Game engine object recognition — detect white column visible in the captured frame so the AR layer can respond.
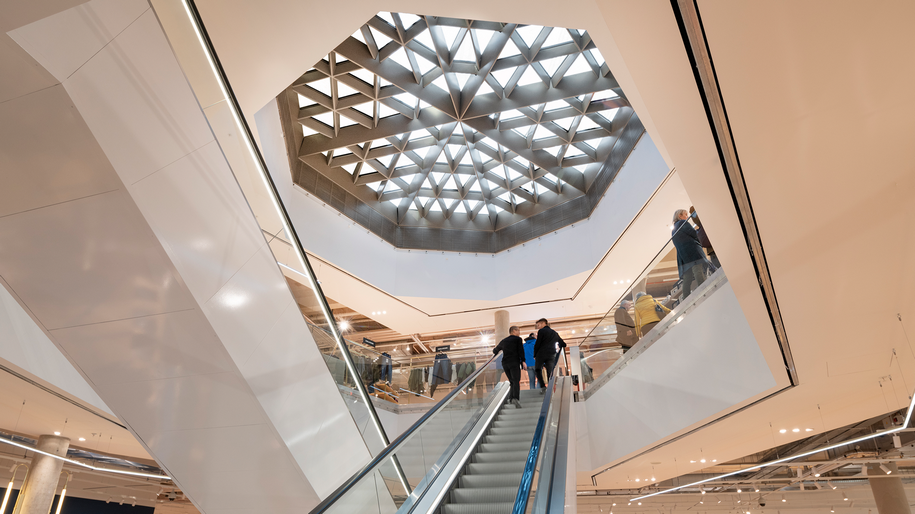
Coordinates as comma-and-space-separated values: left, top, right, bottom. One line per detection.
15, 435, 69, 514
494, 310, 510, 342
867, 462, 909, 514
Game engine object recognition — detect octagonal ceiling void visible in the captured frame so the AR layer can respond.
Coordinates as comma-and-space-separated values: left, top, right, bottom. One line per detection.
276, 12, 645, 253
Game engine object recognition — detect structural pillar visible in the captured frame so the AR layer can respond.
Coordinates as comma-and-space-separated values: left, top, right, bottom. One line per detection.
867, 462, 909, 514
15, 435, 69, 514
494, 310, 510, 343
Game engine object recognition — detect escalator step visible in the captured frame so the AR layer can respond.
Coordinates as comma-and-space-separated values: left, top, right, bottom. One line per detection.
473, 451, 528, 463
442, 502, 515, 514
483, 434, 532, 444
488, 426, 536, 436
478, 441, 532, 453
459, 474, 522, 489
451, 486, 519, 504
466, 461, 525, 475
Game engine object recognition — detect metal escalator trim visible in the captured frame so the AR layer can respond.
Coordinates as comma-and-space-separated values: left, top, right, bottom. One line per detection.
511, 375, 559, 514
309, 351, 502, 514
406, 383, 511, 514
542, 378, 573, 514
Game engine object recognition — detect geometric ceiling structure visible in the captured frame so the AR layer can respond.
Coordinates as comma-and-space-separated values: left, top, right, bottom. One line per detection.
278, 12, 646, 252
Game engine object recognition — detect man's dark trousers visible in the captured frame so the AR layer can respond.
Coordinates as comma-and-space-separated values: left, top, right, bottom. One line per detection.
534, 356, 555, 389
505, 365, 522, 401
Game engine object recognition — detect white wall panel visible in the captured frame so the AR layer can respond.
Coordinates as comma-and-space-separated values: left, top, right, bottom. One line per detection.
584, 280, 777, 471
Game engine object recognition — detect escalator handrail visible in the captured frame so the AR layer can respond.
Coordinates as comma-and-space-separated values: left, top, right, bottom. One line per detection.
511, 374, 558, 514
309, 351, 502, 514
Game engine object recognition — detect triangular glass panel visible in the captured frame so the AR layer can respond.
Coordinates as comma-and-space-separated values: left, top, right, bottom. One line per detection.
514, 193, 526, 204
341, 163, 358, 173
515, 25, 542, 48
514, 155, 530, 169
335, 148, 353, 158
541, 146, 560, 157
596, 108, 619, 124
301, 123, 319, 137
310, 77, 333, 97
478, 137, 499, 151
429, 74, 449, 92
377, 154, 396, 167
544, 100, 567, 112
440, 26, 462, 51
400, 13, 421, 30
453, 36, 476, 62
371, 139, 391, 149
442, 175, 459, 190
352, 29, 366, 44
394, 92, 417, 108
361, 166, 377, 176
564, 145, 586, 158
349, 67, 375, 85
501, 109, 525, 120
408, 201, 419, 210
313, 111, 334, 127
473, 29, 495, 53
416, 56, 436, 75
517, 65, 542, 86
589, 48, 606, 67
477, 80, 496, 96
469, 180, 482, 192
422, 177, 434, 189
389, 47, 412, 70
297, 94, 315, 109
453, 201, 466, 214
498, 191, 512, 202
334, 52, 348, 64
387, 181, 402, 192
505, 166, 523, 180
378, 103, 400, 118
490, 68, 514, 87
435, 151, 449, 164
553, 116, 574, 131
431, 171, 447, 184
538, 55, 565, 77
566, 54, 593, 76
339, 113, 359, 128
353, 103, 374, 117
511, 127, 529, 138
387, 198, 400, 206
540, 173, 556, 184
442, 198, 455, 208
459, 151, 473, 166
419, 99, 431, 109
542, 27, 573, 49
377, 12, 396, 27
336, 81, 360, 98
466, 199, 480, 209
379, 76, 393, 87
498, 39, 521, 59
593, 89, 620, 102
533, 125, 554, 141
414, 29, 435, 51
370, 26, 393, 48
453, 73, 473, 91
577, 116, 600, 131
429, 201, 442, 213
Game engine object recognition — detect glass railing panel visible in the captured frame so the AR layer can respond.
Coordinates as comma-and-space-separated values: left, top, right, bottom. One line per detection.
315, 356, 505, 514
578, 214, 724, 394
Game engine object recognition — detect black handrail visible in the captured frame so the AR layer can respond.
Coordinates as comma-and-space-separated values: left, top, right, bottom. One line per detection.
511, 374, 558, 514
309, 351, 502, 514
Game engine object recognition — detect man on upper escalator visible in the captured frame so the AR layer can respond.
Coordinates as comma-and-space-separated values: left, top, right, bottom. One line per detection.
533, 318, 566, 394
493, 326, 526, 408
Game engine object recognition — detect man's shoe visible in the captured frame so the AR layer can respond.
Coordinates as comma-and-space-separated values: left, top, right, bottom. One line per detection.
513, 399, 522, 409
540, 388, 545, 395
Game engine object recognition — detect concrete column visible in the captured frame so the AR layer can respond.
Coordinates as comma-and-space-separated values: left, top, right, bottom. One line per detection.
15, 435, 69, 514
494, 310, 510, 342
867, 462, 909, 514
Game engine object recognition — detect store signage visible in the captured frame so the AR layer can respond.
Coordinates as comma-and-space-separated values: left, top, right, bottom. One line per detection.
435, 345, 451, 352
362, 337, 376, 348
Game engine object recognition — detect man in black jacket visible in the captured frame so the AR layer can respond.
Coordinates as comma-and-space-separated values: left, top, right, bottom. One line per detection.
533, 318, 566, 393
493, 325, 525, 408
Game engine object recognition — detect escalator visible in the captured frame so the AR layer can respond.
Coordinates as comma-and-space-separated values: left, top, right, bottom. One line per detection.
310, 354, 574, 514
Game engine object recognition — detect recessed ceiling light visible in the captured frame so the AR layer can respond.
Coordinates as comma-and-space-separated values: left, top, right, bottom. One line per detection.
792, 428, 800, 433
382, 311, 386, 314
805, 428, 813, 432
54, 432, 61, 436
700, 459, 706, 463
78, 438, 85, 442
779, 429, 787, 433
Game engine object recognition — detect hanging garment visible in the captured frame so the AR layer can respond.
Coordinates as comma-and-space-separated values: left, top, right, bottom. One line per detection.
431, 354, 453, 386
408, 368, 424, 394
380, 352, 392, 382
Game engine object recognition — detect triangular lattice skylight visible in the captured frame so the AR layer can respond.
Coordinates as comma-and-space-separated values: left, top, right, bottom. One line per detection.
288, 12, 629, 230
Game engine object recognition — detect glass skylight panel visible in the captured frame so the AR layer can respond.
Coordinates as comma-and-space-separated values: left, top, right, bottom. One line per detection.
341, 163, 358, 173
592, 89, 619, 102
505, 166, 523, 180
498, 40, 521, 59
544, 100, 568, 112
442, 175, 458, 190
453, 73, 473, 91
313, 111, 334, 127
541, 27, 572, 48
399, 13, 421, 29
378, 103, 400, 118
453, 201, 467, 214
297, 94, 313, 108
498, 191, 512, 202
408, 201, 419, 210
541, 146, 560, 156
501, 109, 525, 120
577, 116, 600, 131
377, 154, 397, 167
517, 66, 542, 86
477, 80, 496, 96
454, 38, 476, 62
565, 54, 592, 76
515, 25, 542, 48
469, 180, 482, 192
533, 125, 554, 141
394, 92, 417, 108
430, 74, 449, 92
515, 156, 530, 169
421, 177, 434, 189
353, 103, 373, 117
553, 115, 575, 131
335, 148, 354, 158
473, 29, 495, 53
300, 123, 319, 137
429, 201, 442, 212
352, 29, 366, 44
388, 198, 399, 206
540, 173, 556, 184
336, 81, 361, 98
596, 108, 619, 124
459, 151, 473, 166
338, 113, 359, 128
416, 56, 436, 75
370, 27, 393, 48
377, 11, 395, 26
414, 30, 435, 51
538, 55, 565, 77
490, 68, 515, 88
371, 138, 391, 149
442, 198, 455, 208
564, 145, 585, 158
589, 48, 606, 67
435, 151, 449, 164
466, 199, 479, 209
431, 171, 447, 184
440, 26, 461, 50
310, 77, 333, 96
379, 76, 393, 87
349, 67, 375, 85
389, 47, 412, 70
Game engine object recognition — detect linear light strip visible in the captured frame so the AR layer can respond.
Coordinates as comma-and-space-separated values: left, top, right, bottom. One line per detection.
631, 390, 915, 501
178, 0, 409, 494
0, 437, 171, 481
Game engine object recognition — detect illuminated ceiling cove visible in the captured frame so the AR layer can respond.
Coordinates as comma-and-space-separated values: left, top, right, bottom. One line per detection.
278, 12, 645, 252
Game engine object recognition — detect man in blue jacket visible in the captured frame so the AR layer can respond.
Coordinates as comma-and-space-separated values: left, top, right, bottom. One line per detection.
523, 333, 537, 389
